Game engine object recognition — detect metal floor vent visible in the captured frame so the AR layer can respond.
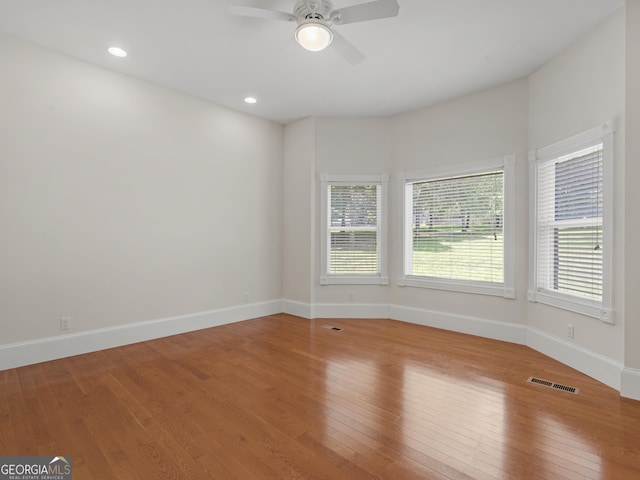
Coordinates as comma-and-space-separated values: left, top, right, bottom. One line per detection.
321, 325, 343, 332
527, 377, 579, 394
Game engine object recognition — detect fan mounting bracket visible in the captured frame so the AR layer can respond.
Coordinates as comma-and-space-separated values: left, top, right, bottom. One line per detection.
294, 0, 335, 23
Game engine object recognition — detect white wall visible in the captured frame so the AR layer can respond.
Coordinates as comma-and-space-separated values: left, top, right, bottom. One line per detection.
282, 118, 316, 314
314, 117, 391, 309
0, 36, 283, 348
389, 79, 530, 332
281, 80, 531, 337
624, 1, 640, 395
528, 10, 626, 364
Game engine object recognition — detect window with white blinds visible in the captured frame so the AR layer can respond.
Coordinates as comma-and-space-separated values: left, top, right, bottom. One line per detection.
400, 157, 515, 297
320, 175, 387, 285
329, 184, 379, 274
530, 123, 613, 322
536, 144, 603, 300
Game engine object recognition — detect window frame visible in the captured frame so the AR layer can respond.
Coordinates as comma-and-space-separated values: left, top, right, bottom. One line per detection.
528, 122, 614, 324
320, 174, 388, 286
398, 156, 516, 298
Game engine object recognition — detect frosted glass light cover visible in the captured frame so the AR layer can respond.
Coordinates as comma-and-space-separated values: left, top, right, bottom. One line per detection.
295, 22, 333, 52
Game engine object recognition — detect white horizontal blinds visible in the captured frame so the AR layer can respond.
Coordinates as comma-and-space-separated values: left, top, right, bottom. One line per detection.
537, 143, 604, 300
407, 171, 504, 283
328, 184, 380, 274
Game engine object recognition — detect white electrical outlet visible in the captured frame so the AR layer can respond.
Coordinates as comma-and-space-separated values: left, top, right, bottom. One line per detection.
567, 324, 574, 339
60, 317, 71, 330
243, 292, 249, 302
347, 292, 355, 302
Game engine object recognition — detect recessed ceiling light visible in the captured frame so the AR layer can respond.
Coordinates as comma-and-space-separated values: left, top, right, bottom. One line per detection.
244, 97, 257, 104
108, 47, 127, 58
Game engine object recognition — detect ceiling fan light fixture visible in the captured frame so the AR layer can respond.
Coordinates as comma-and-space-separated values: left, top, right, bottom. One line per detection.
295, 21, 333, 52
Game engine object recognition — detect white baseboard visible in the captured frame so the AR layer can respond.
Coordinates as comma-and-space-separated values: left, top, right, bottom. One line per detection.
0, 300, 283, 371
314, 303, 390, 319
282, 300, 390, 319
526, 327, 623, 391
282, 299, 313, 319
389, 304, 528, 345
621, 368, 640, 401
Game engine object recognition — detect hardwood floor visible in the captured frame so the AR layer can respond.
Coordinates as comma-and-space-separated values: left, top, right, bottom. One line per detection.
2, 314, 640, 479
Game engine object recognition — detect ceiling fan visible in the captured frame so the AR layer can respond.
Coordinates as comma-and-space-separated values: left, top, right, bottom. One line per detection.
228, 0, 400, 65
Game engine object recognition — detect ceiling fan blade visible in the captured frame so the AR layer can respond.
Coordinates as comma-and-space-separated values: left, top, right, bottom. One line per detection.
331, 30, 365, 65
331, 0, 400, 25
228, 4, 294, 22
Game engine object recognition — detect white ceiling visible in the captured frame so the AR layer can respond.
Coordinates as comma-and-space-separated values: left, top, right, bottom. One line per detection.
0, 0, 624, 124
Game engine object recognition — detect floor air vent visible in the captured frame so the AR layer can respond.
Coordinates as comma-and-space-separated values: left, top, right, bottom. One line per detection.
321, 325, 343, 332
527, 377, 579, 394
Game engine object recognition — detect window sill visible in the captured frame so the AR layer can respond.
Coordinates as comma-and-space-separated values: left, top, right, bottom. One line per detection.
320, 276, 389, 286
398, 276, 514, 299
527, 289, 614, 324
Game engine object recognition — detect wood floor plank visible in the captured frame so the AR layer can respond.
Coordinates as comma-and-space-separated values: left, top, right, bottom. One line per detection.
2, 314, 640, 479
